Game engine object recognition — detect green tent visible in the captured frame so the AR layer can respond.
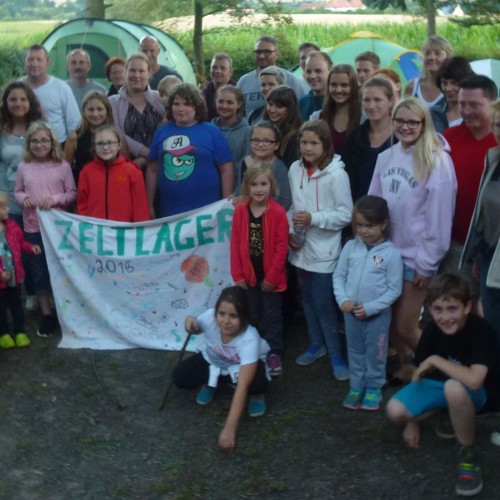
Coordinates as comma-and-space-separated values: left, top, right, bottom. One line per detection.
294, 31, 423, 87
42, 18, 196, 85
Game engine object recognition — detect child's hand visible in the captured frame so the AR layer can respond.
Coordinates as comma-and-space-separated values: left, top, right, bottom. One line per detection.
184, 316, 201, 334
292, 211, 312, 228
412, 356, 435, 382
288, 233, 302, 250
39, 197, 56, 210
261, 282, 274, 293
340, 300, 355, 313
353, 304, 367, 320
236, 282, 247, 289
231, 195, 243, 206
32, 245, 42, 255
1, 270, 10, 282
23, 197, 35, 208
218, 427, 235, 452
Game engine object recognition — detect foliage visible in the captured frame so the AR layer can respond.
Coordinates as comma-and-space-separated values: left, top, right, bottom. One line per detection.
0, 0, 82, 20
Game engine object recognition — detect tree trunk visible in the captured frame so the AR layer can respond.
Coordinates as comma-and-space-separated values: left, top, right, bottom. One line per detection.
86, 0, 106, 19
193, 1, 204, 82
426, 0, 436, 35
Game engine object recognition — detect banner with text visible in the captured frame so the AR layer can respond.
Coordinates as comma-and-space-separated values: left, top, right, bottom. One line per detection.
38, 200, 234, 350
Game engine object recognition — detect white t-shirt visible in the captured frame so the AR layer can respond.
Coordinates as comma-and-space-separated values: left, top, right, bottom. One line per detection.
196, 308, 270, 386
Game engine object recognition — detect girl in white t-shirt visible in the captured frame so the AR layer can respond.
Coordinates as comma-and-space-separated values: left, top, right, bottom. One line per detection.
172, 286, 270, 451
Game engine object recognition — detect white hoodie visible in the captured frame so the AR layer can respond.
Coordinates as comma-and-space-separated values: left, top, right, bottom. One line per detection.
287, 155, 353, 273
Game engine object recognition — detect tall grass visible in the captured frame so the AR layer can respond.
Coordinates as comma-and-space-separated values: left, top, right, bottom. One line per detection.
175, 20, 499, 80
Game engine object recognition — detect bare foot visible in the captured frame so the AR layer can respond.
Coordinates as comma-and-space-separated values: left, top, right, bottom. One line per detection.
403, 421, 420, 448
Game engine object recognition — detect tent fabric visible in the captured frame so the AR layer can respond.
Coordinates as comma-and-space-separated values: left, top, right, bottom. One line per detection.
294, 31, 423, 87
42, 18, 196, 85
470, 59, 500, 89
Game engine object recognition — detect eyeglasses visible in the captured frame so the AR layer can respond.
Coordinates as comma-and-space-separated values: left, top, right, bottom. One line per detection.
250, 138, 277, 146
30, 138, 51, 146
393, 118, 423, 130
95, 141, 119, 149
254, 49, 276, 56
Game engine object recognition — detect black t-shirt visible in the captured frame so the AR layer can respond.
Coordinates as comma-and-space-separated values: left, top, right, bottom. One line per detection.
248, 207, 264, 283
414, 314, 500, 409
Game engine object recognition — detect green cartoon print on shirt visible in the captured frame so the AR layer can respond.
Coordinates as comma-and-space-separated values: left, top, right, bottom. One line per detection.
163, 135, 197, 181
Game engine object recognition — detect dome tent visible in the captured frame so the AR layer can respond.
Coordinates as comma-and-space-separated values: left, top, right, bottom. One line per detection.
294, 31, 423, 87
42, 18, 196, 86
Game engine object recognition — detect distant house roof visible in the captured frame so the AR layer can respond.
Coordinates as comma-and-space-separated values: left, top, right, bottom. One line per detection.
300, 0, 366, 10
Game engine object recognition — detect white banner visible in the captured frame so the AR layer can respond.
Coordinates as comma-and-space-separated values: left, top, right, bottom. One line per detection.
38, 200, 235, 351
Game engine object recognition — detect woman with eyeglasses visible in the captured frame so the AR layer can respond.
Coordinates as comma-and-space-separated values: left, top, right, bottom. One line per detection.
212, 85, 251, 193
369, 97, 457, 382
238, 121, 291, 210
262, 86, 302, 169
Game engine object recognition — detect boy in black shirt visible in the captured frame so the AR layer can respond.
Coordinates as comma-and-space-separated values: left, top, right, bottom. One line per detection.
386, 274, 498, 497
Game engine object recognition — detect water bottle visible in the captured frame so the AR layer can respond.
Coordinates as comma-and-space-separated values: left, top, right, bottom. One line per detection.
293, 224, 306, 246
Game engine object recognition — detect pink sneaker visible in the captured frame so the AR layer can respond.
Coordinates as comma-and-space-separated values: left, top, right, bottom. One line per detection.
268, 354, 283, 377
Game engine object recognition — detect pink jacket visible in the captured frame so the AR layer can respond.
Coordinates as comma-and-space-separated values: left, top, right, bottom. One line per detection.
0, 219, 35, 289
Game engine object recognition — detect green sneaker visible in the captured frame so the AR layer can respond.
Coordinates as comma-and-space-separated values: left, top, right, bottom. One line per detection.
456, 446, 483, 496
15, 333, 31, 348
0, 334, 15, 349
342, 388, 364, 410
360, 388, 382, 411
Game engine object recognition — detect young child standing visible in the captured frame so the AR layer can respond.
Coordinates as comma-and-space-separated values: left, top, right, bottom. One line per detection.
333, 195, 403, 410
288, 120, 352, 380
0, 192, 41, 348
77, 125, 150, 222
386, 274, 499, 497
14, 121, 77, 337
172, 286, 270, 452
230, 164, 288, 376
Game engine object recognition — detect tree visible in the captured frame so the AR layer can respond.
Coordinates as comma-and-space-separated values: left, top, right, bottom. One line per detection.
363, 0, 499, 35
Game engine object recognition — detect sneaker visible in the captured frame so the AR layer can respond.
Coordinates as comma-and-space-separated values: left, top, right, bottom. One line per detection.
196, 385, 215, 406
435, 414, 456, 440
25, 295, 38, 312
360, 389, 382, 411
295, 344, 327, 366
456, 446, 483, 496
490, 431, 500, 447
15, 333, 31, 348
248, 396, 266, 417
343, 388, 364, 410
0, 334, 15, 349
268, 354, 283, 377
331, 355, 349, 381
37, 315, 56, 338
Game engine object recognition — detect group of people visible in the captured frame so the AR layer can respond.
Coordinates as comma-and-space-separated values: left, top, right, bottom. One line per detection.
0, 32, 499, 496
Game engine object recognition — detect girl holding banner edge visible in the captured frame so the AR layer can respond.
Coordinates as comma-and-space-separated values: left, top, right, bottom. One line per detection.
172, 286, 270, 452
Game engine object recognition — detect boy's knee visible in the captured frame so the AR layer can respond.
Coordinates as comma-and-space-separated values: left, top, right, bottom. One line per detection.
386, 398, 411, 423
444, 379, 471, 406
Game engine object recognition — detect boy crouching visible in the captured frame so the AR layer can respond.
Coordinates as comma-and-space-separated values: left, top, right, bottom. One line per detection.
386, 274, 499, 497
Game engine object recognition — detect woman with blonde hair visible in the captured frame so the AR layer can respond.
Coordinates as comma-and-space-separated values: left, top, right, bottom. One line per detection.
404, 35, 453, 108
368, 97, 457, 381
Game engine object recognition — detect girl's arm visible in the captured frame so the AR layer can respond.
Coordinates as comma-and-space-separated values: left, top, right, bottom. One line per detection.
219, 361, 258, 451
50, 162, 77, 207
332, 242, 352, 308
309, 170, 352, 231
145, 160, 159, 219
414, 155, 457, 277
130, 169, 151, 222
263, 208, 289, 288
14, 165, 29, 206
184, 316, 203, 334
218, 161, 234, 198
63, 131, 77, 166
76, 169, 89, 216
229, 205, 246, 287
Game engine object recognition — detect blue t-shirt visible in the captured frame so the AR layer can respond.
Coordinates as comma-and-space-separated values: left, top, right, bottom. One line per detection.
149, 122, 232, 216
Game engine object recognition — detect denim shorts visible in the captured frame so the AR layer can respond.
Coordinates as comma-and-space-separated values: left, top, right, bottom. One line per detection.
402, 264, 416, 283
24, 232, 51, 294
391, 378, 487, 417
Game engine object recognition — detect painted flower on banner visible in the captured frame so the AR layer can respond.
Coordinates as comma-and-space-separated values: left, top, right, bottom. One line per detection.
181, 255, 210, 284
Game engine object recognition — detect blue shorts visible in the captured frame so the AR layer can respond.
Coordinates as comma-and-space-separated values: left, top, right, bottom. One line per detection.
391, 378, 487, 417
24, 232, 51, 294
402, 264, 416, 282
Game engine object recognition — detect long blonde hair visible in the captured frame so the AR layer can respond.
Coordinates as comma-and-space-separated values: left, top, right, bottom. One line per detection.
392, 97, 443, 181
24, 120, 63, 162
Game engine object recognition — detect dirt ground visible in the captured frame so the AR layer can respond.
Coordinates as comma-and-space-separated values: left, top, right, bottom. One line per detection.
1, 309, 499, 500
